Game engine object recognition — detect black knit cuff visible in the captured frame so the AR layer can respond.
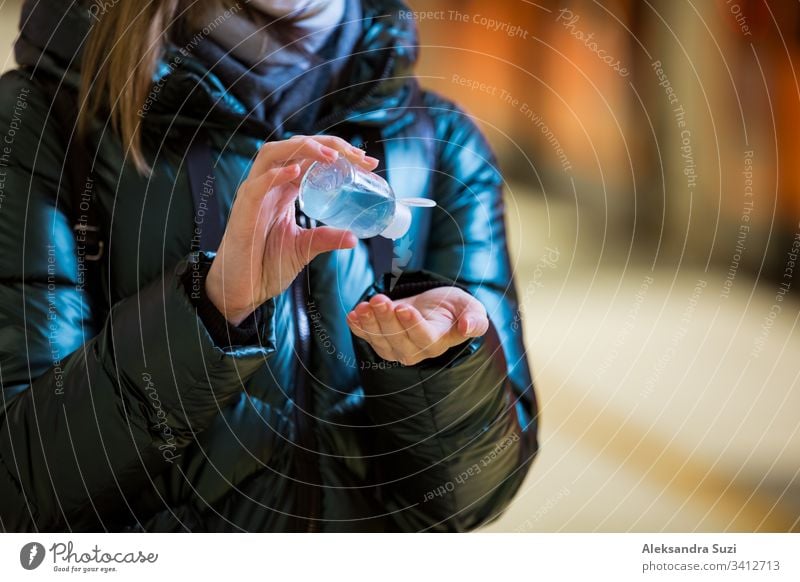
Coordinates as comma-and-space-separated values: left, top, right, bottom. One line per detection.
181, 255, 260, 348
372, 269, 468, 300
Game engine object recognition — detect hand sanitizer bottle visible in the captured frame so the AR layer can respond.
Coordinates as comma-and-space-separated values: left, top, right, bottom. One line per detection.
298, 157, 435, 240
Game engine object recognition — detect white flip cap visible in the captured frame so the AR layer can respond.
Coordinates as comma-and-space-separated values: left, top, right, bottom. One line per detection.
380, 197, 437, 240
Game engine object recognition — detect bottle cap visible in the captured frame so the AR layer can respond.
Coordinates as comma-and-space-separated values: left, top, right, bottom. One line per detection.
380, 203, 412, 240
379, 197, 437, 240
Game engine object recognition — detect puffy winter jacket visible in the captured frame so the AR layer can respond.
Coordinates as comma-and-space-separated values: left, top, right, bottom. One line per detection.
0, 0, 538, 532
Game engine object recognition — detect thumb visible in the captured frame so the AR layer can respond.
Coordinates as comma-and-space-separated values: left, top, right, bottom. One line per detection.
298, 226, 357, 262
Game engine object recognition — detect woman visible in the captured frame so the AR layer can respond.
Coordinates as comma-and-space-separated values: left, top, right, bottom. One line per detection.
0, 0, 538, 532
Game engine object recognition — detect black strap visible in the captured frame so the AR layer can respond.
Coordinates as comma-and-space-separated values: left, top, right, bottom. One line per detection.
186, 133, 224, 252
290, 263, 322, 532
367, 238, 393, 290
41, 76, 107, 326
186, 131, 324, 530
358, 126, 394, 287
353, 94, 437, 290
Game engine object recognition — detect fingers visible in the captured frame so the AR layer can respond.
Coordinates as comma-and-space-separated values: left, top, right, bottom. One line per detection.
454, 297, 490, 338
301, 135, 379, 168
239, 164, 301, 208
308, 135, 369, 163
297, 225, 357, 263
293, 135, 379, 173
394, 304, 438, 349
456, 312, 489, 337
368, 295, 425, 365
346, 293, 484, 366
347, 301, 397, 361
345, 311, 368, 340
359, 155, 381, 171
251, 136, 339, 177
252, 135, 379, 178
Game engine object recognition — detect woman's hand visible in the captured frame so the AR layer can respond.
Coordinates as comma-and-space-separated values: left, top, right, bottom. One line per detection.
206, 135, 378, 326
346, 286, 490, 366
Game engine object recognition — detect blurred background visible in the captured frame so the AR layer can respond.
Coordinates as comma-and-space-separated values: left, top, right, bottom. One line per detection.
405, 0, 800, 532
2, 0, 798, 531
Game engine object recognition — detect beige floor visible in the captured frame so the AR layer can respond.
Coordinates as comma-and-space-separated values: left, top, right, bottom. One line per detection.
1, 0, 798, 532
485, 188, 800, 532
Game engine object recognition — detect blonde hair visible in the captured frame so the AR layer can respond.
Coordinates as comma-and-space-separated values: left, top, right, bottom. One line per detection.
79, 1, 304, 175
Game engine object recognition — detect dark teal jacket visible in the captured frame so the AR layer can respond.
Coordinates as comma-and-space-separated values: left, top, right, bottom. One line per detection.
0, 0, 538, 531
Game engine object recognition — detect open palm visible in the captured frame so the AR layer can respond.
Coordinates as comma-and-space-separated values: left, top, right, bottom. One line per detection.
347, 286, 489, 366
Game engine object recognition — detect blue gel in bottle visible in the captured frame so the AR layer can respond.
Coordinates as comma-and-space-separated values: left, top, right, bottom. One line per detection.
299, 157, 435, 240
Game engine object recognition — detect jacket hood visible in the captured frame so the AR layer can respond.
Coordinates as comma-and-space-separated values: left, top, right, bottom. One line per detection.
14, 0, 420, 134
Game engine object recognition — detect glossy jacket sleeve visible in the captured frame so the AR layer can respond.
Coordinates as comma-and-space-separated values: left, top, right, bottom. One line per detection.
352, 91, 538, 531
351, 271, 530, 532
0, 73, 275, 531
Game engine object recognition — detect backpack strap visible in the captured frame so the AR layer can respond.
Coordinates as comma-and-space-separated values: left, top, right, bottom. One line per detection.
354, 126, 394, 287
185, 131, 224, 252
38, 76, 107, 325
